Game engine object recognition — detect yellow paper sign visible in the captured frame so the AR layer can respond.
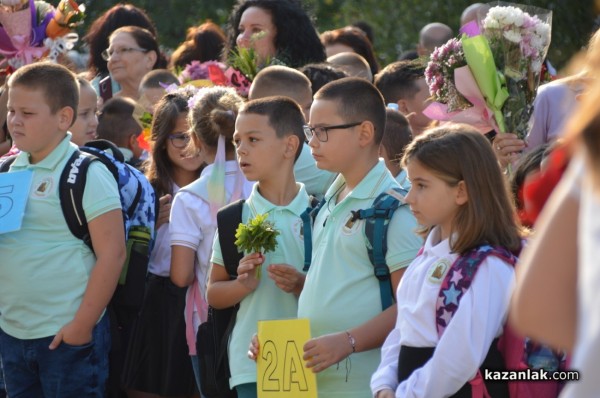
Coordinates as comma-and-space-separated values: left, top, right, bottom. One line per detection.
257, 318, 317, 398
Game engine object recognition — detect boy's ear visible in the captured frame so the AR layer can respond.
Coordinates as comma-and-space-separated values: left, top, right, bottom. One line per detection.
58, 106, 75, 130
455, 180, 469, 205
357, 120, 376, 148
128, 133, 138, 150
284, 133, 300, 159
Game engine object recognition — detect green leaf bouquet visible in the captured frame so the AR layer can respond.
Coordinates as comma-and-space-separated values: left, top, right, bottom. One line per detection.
234, 213, 280, 278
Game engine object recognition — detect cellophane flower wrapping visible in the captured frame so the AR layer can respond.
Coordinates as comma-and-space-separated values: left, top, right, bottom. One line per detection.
479, 2, 552, 139
0, 0, 85, 71
425, 38, 472, 112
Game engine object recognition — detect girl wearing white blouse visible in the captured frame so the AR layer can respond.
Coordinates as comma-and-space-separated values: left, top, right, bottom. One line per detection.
371, 125, 524, 398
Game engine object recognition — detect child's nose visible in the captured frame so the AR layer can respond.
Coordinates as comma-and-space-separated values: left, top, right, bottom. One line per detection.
404, 188, 414, 204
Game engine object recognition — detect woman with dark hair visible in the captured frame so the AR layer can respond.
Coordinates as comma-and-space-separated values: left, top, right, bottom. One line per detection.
321, 26, 380, 75
169, 21, 227, 70
105, 26, 167, 101
225, 0, 326, 69
83, 4, 157, 97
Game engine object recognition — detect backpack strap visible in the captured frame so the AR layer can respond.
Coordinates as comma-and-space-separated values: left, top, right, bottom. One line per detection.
216, 199, 245, 278
83, 139, 126, 163
353, 187, 408, 310
299, 196, 325, 272
436, 245, 517, 337
0, 155, 17, 172
58, 150, 97, 251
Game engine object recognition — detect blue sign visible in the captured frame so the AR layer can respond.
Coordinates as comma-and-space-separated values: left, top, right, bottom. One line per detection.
0, 170, 33, 234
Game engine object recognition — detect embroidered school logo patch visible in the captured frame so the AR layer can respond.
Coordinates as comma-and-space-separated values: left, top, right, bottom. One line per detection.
33, 177, 53, 198
427, 259, 451, 284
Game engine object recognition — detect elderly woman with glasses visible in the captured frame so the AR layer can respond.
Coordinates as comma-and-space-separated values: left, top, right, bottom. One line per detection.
104, 26, 166, 101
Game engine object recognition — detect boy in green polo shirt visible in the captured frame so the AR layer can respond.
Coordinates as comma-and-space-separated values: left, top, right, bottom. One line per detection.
0, 62, 126, 397
249, 65, 336, 199
207, 96, 309, 398
298, 77, 422, 397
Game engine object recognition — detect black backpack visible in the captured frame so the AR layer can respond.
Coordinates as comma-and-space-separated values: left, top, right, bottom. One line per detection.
196, 199, 244, 398
0, 140, 157, 315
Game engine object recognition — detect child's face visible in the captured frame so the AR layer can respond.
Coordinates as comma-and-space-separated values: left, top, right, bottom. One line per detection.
7, 85, 72, 163
307, 98, 364, 174
70, 85, 99, 147
166, 114, 203, 173
233, 112, 291, 182
404, 159, 465, 240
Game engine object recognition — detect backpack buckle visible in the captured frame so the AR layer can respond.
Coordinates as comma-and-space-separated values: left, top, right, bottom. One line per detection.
374, 264, 389, 280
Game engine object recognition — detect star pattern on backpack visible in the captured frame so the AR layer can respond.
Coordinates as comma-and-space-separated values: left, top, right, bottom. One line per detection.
435, 245, 512, 336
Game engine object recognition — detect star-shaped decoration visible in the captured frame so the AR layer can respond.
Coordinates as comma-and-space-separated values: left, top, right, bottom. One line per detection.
443, 283, 461, 306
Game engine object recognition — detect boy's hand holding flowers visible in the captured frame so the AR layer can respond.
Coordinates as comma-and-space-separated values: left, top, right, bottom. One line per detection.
236, 252, 263, 292
235, 213, 280, 279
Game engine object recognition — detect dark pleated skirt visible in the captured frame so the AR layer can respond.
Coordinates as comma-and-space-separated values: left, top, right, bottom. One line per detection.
398, 338, 509, 398
122, 273, 197, 395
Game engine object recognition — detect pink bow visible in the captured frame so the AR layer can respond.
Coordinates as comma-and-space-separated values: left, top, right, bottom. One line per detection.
0, 34, 45, 67
423, 65, 499, 134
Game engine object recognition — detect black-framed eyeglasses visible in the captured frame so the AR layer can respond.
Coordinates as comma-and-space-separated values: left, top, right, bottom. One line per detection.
303, 122, 363, 142
101, 47, 149, 61
168, 132, 190, 149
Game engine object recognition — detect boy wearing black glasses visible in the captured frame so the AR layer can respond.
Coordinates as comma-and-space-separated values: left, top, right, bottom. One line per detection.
298, 77, 421, 397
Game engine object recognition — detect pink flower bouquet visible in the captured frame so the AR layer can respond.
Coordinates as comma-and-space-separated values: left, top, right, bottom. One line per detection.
423, 37, 500, 134
476, 2, 552, 139
177, 60, 251, 97
0, 0, 84, 71
424, 2, 552, 139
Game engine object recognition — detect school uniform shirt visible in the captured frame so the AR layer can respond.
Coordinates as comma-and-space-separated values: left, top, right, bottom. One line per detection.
210, 182, 309, 388
294, 143, 336, 199
370, 226, 515, 398
170, 161, 253, 334
148, 182, 181, 277
297, 159, 422, 398
0, 134, 121, 339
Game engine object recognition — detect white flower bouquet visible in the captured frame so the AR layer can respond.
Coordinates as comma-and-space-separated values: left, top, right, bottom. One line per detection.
477, 3, 552, 139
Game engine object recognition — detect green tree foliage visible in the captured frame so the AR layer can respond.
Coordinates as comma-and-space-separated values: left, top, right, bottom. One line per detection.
81, 0, 594, 70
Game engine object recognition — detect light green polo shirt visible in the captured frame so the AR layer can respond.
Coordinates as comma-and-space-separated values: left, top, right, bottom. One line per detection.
211, 182, 309, 389
0, 134, 121, 339
294, 143, 336, 199
297, 159, 422, 398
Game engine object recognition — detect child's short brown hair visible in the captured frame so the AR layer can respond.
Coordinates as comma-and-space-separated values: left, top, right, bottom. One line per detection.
8, 62, 79, 116
315, 76, 386, 144
239, 96, 305, 161
381, 108, 413, 164
97, 97, 141, 147
249, 65, 311, 101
